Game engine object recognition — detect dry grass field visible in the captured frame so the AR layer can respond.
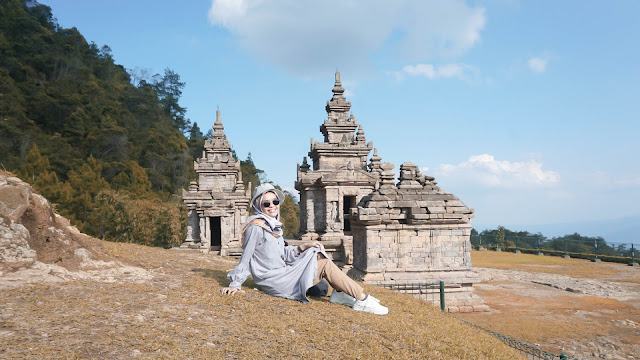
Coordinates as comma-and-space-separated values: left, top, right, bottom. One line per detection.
0, 241, 523, 360
458, 251, 640, 359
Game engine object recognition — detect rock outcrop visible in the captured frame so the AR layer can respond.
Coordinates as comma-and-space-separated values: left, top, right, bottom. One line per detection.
0, 172, 151, 289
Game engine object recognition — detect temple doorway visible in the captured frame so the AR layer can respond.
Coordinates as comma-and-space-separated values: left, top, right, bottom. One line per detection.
210, 217, 222, 249
343, 196, 356, 232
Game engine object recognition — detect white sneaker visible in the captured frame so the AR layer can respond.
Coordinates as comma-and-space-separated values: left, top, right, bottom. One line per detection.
353, 296, 388, 315
368, 295, 381, 303
330, 291, 381, 307
329, 291, 357, 307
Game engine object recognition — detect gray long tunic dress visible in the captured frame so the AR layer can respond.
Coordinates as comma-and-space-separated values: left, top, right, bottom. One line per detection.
227, 223, 325, 303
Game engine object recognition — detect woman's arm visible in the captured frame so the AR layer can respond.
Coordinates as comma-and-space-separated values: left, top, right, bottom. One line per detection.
225, 225, 261, 291
298, 241, 325, 253
283, 244, 301, 263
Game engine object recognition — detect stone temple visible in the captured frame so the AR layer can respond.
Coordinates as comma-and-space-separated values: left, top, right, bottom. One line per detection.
181, 109, 250, 256
294, 72, 486, 312
295, 72, 378, 264
347, 161, 488, 312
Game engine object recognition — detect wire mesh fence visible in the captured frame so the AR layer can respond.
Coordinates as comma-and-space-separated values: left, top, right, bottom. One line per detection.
456, 318, 568, 360
380, 281, 445, 311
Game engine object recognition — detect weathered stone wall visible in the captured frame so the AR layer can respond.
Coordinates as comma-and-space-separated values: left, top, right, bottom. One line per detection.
349, 162, 488, 312
352, 224, 473, 279
198, 173, 236, 192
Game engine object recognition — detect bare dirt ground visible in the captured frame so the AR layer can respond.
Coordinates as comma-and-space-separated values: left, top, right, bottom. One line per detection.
458, 251, 640, 360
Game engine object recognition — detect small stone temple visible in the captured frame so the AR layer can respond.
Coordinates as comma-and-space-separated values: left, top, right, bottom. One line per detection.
181, 110, 250, 255
347, 161, 488, 312
295, 72, 378, 263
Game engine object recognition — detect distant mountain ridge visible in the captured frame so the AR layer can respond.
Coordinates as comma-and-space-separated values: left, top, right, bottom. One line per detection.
475, 215, 640, 244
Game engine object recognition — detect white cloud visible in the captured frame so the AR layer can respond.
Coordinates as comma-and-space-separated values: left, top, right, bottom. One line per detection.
208, 0, 486, 77
208, 0, 252, 26
432, 154, 559, 188
397, 63, 475, 81
528, 57, 548, 73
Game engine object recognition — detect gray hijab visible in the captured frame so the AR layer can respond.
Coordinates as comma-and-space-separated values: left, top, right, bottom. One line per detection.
248, 190, 283, 235
243, 184, 285, 237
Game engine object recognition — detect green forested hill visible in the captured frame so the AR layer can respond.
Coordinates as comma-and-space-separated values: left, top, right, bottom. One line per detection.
0, 0, 191, 193
0, 0, 298, 245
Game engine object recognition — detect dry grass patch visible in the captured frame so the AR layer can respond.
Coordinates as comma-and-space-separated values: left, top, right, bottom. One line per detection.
471, 250, 628, 279
0, 242, 524, 359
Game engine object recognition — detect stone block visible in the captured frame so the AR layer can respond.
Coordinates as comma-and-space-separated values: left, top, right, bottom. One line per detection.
398, 230, 416, 237
395, 200, 418, 208
472, 305, 490, 312
447, 306, 460, 313
370, 194, 390, 201
380, 236, 395, 243
409, 207, 427, 214
451, 207, 471, 214
367, 201, 389, 208
400, 194, 423, 201
407, 219, 427, 225
378, 188, 398, 195
398, 236, 412, 243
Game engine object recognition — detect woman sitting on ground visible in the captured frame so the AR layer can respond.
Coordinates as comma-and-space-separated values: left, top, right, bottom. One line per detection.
220, 183, 388, 315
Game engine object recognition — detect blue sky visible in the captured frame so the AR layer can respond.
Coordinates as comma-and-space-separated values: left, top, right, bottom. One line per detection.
39, 0, 640, 241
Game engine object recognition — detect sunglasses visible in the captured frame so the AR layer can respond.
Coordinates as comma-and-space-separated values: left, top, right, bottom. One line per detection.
262, 199, 280, 208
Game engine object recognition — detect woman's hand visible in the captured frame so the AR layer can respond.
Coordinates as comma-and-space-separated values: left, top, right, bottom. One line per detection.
221, 286, 240, 295
300, 241, 325, 252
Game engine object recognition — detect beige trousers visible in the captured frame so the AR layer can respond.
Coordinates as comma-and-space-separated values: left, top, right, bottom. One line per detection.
316, 254, 364, 299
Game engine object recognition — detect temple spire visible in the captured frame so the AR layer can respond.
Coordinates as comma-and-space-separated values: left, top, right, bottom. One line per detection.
355, 124, 366, 144
325, 71, 351, 121
332, 71, 345, 99
213, 107, 225, 138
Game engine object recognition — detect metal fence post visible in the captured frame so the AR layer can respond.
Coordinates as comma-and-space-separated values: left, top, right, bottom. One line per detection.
537, 238, 543, 256
562, 239, 570, 259
592, 239, 601, 262
439, 280, 445, 312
